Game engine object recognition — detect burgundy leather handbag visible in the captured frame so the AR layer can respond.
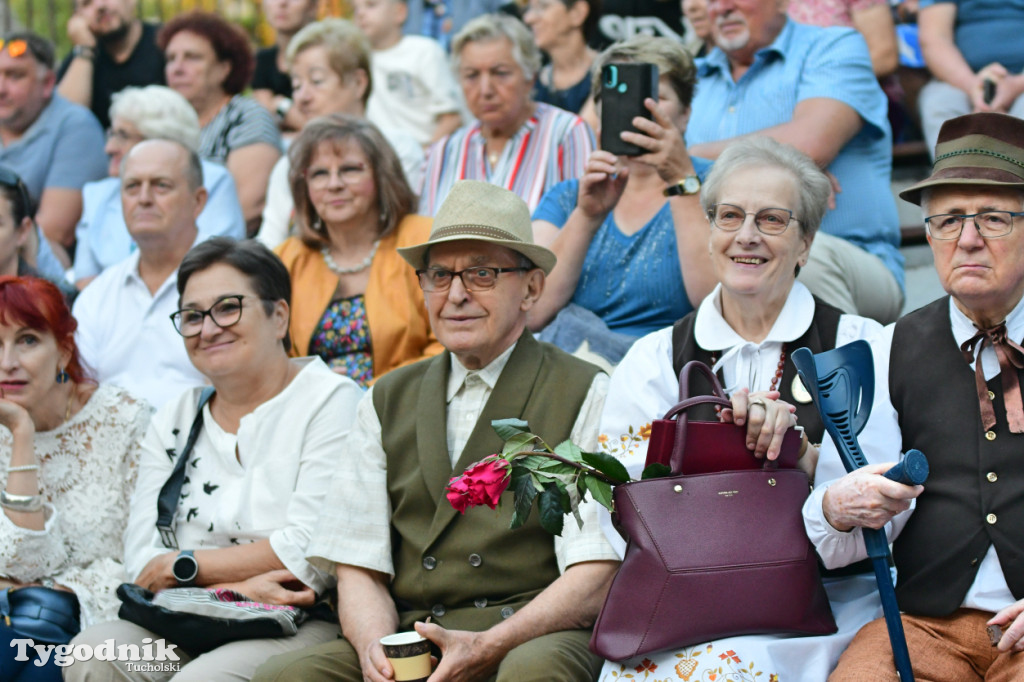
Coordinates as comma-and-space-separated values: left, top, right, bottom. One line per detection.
589, 361, 836, 661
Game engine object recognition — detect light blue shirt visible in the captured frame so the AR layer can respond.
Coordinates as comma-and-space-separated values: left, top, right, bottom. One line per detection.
687, 20, 904, 290
0, 94, 106, 201
73, 160, 246, 280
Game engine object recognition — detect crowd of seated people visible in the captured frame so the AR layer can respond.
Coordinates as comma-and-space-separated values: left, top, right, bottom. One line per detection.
0, 0, 1023, 679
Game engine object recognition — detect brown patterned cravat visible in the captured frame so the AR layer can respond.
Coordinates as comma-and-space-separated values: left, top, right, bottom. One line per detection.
960, 323, 1024, 433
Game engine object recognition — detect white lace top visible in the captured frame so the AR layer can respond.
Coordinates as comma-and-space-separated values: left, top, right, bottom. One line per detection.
0, 384, 151, 626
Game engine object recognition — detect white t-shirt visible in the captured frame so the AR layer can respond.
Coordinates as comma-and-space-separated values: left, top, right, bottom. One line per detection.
366, 35, 464, 147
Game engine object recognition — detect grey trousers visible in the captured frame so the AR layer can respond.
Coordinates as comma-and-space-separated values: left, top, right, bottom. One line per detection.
251, 629, 602, 682
919, 79, 1024, 161
61, 618, 339, 681
798, 231, 905, 325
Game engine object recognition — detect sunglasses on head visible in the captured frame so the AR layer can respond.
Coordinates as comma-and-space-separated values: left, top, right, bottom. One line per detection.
0, 39, 29, 58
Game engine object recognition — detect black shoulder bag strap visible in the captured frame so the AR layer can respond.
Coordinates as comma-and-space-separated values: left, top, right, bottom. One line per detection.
156, 387, 216, 549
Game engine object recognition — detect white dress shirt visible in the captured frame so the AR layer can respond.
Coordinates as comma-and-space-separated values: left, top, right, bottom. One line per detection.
73, 249, 208, 409
307, 344, 619, 579
804, 295, 1024, 614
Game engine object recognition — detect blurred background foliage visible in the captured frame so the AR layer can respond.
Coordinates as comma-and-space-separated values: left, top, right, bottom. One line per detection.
3, 0, 352, 56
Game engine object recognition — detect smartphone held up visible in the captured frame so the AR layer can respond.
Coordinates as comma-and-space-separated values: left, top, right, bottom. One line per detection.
600, 62, 659, 157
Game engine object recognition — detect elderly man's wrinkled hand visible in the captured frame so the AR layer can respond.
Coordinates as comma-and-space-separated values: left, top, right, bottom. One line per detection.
720, 389, 797, 461
822, 463, 923, 533
358, 639, 395, 682
988, 600, 1024, 652
414, 621, 501, 682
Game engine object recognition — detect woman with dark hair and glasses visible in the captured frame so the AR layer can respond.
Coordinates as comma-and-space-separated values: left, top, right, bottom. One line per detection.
67, 238, 363, 681
594, 137, 885, 681
276, 114, 441, 387
0, 276, 149, 681
0, 167, 75, 303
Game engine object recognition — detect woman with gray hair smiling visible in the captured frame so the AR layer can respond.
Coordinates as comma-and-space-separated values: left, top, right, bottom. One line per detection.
593, 136, 886, 681
72, 85, 245, 289
418, 13, 594, 215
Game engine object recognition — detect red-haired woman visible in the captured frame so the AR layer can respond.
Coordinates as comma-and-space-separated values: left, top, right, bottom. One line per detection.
159, 11, 282, 233
0, 276, 150, 681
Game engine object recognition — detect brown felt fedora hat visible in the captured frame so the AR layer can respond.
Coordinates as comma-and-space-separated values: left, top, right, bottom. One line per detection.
901, 112, 1024, 206
398, 180, 556, 273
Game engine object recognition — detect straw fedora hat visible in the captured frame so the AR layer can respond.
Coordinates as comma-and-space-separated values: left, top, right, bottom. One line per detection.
900, 112, 1024, 206
398, 180, 557, 274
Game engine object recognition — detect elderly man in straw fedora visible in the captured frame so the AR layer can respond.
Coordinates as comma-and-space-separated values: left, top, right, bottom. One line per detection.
803, 112, 1024, 680
253, 180, 619, 682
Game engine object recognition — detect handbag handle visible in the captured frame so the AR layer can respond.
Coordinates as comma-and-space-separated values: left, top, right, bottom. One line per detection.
665, 361, 733, 473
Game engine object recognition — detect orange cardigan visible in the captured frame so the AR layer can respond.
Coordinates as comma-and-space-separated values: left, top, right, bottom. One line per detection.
275, 215, 443, 381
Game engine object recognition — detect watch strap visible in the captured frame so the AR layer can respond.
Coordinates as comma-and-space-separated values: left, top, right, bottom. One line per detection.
663, 175, 700, 197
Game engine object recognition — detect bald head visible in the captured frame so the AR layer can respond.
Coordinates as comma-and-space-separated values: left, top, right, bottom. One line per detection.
121, 139, 207, 251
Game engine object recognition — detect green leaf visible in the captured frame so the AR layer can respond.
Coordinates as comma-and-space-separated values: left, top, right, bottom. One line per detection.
641, 462, 673, 480
492, 418, 531, 441
553, 440, 584, 463
510, 470, 538, 529
501, 431, 539, 457
581, 451, 631, 483
537, 483, 565, 536
583, 476, 614, 511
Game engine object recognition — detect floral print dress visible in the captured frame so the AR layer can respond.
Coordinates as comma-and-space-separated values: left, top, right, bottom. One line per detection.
308, 295, 374, 387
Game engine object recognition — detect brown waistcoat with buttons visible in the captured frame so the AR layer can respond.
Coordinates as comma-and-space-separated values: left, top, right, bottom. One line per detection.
890, 296, 1024, 616
372, 330, 601, 632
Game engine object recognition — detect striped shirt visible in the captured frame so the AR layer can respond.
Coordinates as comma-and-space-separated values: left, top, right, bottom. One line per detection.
418, 101, 594, 215
198, 94, 282, 164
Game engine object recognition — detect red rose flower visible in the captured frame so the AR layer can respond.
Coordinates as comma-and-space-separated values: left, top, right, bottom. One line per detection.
446, 457, 511, 512
463, 458, 511, 509
445, 475, 473, 513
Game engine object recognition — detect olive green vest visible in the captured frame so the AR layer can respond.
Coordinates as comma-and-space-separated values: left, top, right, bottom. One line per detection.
372, 331, 600, 632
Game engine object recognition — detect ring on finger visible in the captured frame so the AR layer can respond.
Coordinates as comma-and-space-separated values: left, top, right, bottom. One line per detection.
748, 397, 768, 410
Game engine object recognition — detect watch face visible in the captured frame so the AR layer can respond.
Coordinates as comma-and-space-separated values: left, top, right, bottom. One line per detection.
173, 554, 198, 583
683, 176, 700, 193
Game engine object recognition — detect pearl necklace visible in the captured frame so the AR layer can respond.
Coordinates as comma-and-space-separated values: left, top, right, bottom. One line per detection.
321, 239, 381, 275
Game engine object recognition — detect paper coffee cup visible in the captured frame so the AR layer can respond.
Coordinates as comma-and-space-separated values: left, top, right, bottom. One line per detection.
380, 632, 431, 682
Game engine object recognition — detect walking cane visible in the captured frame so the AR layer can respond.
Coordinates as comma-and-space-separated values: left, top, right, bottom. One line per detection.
792, 341, 928, 682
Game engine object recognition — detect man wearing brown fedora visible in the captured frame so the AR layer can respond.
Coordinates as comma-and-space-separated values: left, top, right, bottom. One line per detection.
253, 180, 619, 682
803, 112, 1024, 680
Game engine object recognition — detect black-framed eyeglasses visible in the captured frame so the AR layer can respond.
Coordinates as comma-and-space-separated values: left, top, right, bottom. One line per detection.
170, 295, 253, 337
707, 203, 800, 236
924, 211, 1024, 240
416, 266, 531, 292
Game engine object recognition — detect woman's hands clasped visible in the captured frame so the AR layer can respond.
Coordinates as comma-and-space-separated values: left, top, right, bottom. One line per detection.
719, 388, 797, 462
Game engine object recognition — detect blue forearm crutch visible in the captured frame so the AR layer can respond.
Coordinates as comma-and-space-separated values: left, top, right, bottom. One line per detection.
792, 341, 928, 682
